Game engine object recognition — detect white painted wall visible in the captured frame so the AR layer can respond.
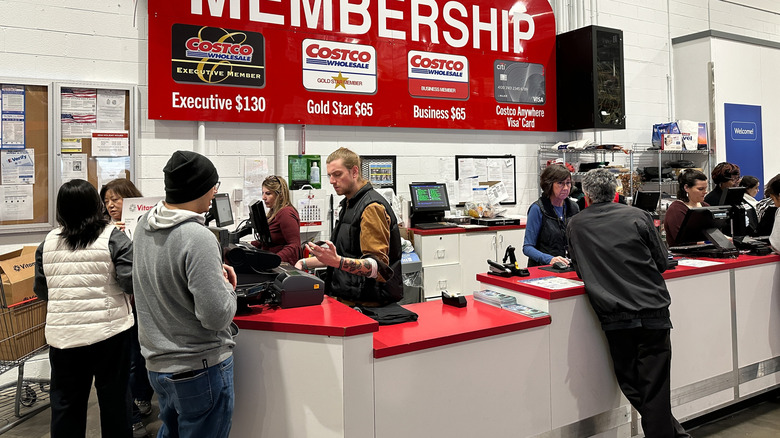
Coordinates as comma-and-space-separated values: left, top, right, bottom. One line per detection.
1, 0, 779, 252
711, 40, 780, 182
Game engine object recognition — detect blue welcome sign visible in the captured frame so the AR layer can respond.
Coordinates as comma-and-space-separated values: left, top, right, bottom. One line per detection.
724, 103, 764, 199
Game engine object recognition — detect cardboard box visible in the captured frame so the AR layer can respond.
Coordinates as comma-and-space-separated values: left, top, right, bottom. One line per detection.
662, 133, 683, 151
0, 246, 38, 307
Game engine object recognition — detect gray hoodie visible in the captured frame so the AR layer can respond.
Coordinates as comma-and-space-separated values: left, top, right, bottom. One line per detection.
132, 201, 236, 373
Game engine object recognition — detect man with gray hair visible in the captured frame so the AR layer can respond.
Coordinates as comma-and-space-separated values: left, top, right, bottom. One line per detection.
566, 169, 690, 438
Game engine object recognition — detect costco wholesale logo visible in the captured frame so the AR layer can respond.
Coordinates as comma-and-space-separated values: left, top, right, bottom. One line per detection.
302, 39, 377, 94
171, 24, 266, 88
407, 50, 469, 100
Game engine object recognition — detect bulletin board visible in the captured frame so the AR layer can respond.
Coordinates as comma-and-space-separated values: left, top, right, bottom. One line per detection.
0, 80, 136, 236
55, 83, 135, 191
0, 81, 51, 232
454, 155, 517, 205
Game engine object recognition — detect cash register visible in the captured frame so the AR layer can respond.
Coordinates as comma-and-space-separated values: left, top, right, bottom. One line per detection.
409, 182, 458, 229
208, 197, 324, 311
668, 205, 738, 258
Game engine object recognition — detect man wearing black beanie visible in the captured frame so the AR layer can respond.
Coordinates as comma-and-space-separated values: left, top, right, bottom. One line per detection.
133, 150, 237, 438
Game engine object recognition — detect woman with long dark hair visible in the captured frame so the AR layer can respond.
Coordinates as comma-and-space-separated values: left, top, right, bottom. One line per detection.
34, 179, 134, 437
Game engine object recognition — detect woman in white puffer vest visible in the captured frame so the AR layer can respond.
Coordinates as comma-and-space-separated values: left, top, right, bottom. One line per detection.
33, 179, 135, 438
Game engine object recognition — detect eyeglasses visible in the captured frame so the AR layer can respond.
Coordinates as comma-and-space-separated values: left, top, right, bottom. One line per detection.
555, 180, 572, 187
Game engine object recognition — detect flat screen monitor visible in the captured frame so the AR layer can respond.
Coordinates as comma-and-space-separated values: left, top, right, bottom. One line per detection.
248, 200, 272, 247
633, 191, 660, 212
409, 183, 450, 212
210, 193, 234, 227
719, 186, 746, 206
676, 206, 734, 249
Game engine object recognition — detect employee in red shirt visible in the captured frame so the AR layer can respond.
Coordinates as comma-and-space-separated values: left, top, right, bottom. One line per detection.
252, 175, 302, 265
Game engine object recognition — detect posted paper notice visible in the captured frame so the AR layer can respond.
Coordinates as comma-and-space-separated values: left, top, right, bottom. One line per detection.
1, 149, 35, 184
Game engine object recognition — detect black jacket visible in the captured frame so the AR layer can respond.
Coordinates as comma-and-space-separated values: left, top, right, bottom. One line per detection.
327, 183, 403, 305
566, 202, 672, 329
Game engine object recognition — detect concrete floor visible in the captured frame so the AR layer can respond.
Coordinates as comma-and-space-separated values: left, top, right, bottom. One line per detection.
684, 390, 780, 438
0, 388, 161, 438
0, 361, 777, 438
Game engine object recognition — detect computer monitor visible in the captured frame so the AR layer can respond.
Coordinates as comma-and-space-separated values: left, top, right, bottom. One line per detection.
409, 182, 450, 226
633, 191, 660, 212
248, 200, 272, 247
675, 206, 735, 250
719, 186, 746, 206
210, 193, 234, 227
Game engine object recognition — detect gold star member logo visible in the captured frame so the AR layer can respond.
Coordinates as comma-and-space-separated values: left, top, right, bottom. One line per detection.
332, 72, 348, 89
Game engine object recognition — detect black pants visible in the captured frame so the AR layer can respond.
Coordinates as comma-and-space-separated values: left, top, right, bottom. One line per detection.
49, 329, 132, 438
604, 328, 690, 438
129, 310, 154, 422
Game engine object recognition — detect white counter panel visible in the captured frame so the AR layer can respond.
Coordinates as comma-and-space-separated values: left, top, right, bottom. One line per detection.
374, 327, 551, 438
231, 330, 374, 438
548, 295, 626, 430
734, 263, 780, 368
667, 272, 733, 390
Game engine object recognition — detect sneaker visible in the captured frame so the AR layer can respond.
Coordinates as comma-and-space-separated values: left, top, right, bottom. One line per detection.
132, 422, 149, 438
135, 399, 152, 417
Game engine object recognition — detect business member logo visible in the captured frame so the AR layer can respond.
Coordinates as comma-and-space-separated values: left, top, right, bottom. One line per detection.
408, 50, 469, 100
171, 24, 265, 88
494, 61, 545, 104
302, 39, 376, 94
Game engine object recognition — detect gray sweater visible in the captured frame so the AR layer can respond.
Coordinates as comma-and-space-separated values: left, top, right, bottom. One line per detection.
132, 202, 236, 373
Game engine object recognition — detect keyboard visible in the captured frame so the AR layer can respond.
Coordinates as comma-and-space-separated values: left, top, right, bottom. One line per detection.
415, 222, 459, 230
668, 243, 715, 252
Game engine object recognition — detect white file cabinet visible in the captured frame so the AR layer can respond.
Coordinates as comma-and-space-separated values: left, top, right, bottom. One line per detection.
414, 233, 461, 300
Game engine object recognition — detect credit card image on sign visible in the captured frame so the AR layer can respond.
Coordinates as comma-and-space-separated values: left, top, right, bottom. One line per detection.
494, 60, 546, 104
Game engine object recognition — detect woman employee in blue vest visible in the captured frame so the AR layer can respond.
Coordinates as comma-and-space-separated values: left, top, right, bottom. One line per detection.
523, 164, 580, 267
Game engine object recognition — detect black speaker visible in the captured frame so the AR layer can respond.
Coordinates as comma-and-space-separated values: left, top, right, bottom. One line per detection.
557, 25, 625, 131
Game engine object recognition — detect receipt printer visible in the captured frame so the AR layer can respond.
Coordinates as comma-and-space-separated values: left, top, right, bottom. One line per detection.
272, 266, 325, 308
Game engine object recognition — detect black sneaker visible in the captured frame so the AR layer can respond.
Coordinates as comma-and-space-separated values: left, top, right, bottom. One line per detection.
135, 399, 152, 417
132, 421, 149, 438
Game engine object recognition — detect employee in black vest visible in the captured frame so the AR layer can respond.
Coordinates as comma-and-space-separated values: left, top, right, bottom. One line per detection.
522, 164, 579, 267
295, 147, 403, 307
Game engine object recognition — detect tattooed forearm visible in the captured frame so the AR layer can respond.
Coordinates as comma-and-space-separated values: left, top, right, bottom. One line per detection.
341, 257, 376, 277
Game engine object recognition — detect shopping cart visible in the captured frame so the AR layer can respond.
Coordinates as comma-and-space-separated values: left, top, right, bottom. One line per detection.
0, 298, 49, 434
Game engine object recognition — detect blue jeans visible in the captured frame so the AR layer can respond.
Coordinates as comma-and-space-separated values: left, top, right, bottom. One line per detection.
148, 356, 234, 438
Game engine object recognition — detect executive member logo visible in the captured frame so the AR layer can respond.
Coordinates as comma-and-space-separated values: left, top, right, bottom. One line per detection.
302, 39, 376, 94
171, 24, 266, 88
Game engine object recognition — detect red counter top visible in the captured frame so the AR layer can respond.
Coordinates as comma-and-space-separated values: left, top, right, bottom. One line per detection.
373, 296, 551, 359
410, 223, 525, 236
477, 253, 780, 300
662, 253, 780, 279
233, 296, 378, 337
